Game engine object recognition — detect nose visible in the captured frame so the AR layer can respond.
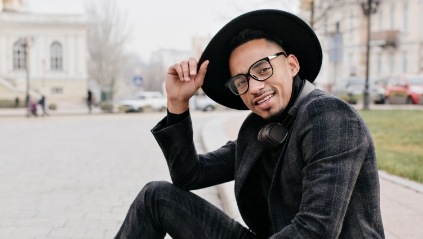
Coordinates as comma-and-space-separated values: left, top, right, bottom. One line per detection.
247, 77, 265, 95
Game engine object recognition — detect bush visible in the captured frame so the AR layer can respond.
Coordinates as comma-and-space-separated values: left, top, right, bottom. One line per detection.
48, 103, 57, 111
340, 95, 357, 105
0, 99, 22, 108
100, 101, 114, 112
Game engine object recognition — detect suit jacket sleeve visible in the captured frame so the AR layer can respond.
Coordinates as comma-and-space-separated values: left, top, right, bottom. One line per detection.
151, 113, 236, 190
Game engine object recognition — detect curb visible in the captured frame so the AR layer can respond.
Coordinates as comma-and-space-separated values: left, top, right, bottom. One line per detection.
378, 170, 423, 193
201, 114, 245, 225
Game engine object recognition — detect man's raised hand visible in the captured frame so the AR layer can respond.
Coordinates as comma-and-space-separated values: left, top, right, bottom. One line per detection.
166, 58, 209, 114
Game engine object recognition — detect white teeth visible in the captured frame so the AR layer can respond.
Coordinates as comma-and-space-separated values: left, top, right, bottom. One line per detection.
257, 95, 272, 104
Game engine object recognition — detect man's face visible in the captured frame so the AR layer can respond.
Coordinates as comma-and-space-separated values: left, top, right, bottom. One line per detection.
229, 39, 300, 119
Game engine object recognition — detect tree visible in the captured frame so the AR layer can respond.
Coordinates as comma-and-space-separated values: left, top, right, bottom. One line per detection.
299, 0, 357, 31
85, 0, 130, 102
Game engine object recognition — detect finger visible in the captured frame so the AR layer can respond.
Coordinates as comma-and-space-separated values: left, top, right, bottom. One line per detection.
195, 60, 209, 88
188, 57, 198, 76
180, 61, 190, 81
169, 63, 184, 81
167, 64, 178, 75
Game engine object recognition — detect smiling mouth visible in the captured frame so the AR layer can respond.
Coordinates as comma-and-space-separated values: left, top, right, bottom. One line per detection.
253, 92, 274, 106
257, 94, 273, 105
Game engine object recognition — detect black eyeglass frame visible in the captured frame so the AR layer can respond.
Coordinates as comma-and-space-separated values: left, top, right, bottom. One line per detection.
225, 51, 288, 95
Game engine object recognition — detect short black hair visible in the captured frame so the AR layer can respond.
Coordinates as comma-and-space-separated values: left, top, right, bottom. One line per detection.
228, 28, 286, 54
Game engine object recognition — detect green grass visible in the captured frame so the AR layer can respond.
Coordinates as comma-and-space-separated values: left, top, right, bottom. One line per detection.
359, 110, 423, 183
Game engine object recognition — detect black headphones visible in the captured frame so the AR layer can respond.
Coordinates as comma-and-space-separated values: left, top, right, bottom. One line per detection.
257, 80, 315, 148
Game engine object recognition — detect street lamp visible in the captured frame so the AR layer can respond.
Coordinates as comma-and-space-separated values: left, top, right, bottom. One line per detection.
358, 0, 381, 110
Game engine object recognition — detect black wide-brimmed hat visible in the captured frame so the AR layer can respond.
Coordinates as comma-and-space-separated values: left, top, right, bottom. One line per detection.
198, 9, 322, 110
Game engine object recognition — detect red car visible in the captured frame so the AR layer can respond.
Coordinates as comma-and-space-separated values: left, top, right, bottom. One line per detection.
385, 74, 423, 104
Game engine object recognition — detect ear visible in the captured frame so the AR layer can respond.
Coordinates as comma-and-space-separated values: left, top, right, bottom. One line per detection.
287, 54, 300, 76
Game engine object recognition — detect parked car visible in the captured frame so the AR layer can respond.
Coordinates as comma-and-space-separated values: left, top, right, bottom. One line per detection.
331, 76, 386, 104
189, 95, 218, 111
385, 74, 423, 104
117, 91, 166, 113
371, 77, 388, 104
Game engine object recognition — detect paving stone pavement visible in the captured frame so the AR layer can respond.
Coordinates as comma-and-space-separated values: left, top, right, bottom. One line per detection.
2, 108, 423, 238
0, 112, 224, 239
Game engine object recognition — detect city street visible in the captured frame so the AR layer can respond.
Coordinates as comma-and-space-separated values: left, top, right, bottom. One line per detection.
0, 112, 224, 239
3, 1, 423, 238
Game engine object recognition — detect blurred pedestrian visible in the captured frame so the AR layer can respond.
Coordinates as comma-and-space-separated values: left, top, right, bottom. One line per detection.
25, 94, 29, 108
15, 97, 20, 108
27, 97, 38, 117
87, 90, 93, 113
38, 95, 48, 116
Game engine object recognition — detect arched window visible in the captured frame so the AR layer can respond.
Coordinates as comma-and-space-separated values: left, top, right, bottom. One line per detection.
50, 42, 63, 71
13, 41, 26, 70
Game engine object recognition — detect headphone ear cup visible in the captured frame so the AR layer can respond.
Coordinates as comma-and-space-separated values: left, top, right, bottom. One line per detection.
258, 123, 289, 148
257, 80, 315, 149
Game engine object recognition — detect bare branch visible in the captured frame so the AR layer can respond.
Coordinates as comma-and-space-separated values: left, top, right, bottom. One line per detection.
85, 0, 131, 101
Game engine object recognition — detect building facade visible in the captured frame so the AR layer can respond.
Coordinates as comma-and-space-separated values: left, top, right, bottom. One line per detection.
299, 0, 423, 91
0, 0, 88, 108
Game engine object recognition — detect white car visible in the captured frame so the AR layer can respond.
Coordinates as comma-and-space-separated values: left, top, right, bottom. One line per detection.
190, 95, 218, 111
118, 91, 166, 113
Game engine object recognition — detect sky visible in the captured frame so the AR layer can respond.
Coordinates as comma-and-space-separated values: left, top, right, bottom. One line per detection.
25, 0, 299, 61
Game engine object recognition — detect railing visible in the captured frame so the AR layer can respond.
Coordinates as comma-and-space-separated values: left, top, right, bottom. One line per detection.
0, 76, 17, 91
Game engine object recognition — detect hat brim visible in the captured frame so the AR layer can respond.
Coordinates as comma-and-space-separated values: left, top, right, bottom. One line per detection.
199, 9, 322, 110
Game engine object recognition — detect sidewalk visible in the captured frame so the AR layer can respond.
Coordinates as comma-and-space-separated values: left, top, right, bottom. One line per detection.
201, 111, 423, 239
0, 110, 222, 239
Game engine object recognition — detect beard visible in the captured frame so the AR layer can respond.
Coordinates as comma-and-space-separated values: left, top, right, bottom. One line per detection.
262, 106, 286, 122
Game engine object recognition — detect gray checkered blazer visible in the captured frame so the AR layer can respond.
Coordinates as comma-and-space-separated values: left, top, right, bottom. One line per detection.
152, 89, 384, 239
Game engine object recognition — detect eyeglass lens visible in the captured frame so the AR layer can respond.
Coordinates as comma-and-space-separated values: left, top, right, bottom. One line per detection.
228, 59, 272, 95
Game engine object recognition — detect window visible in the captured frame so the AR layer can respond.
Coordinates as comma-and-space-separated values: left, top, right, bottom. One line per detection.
377, 8, 383, 30
377, 52, 382, 74
402, 50, 407, 73
13, 41, 26, 70
390, 3, 395, 29
50, 42, 63, 71
389, 54, 395, 73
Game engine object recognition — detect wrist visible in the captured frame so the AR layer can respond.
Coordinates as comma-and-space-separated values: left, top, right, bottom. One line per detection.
167, 99, 189, 114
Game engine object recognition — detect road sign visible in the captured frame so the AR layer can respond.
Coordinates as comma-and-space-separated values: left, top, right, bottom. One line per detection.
133, 76, 143, 87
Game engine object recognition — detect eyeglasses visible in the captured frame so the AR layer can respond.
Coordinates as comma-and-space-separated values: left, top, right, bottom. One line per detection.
225, 52, 288, 95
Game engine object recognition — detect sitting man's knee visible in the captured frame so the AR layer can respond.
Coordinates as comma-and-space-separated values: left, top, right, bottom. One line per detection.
133, 181, 173, 206
143, 181, 173, 194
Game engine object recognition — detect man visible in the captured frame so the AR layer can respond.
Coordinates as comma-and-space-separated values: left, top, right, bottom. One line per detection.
38, 95, 48, 116
115, 9, 384, 238
87, 90, 93, 113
